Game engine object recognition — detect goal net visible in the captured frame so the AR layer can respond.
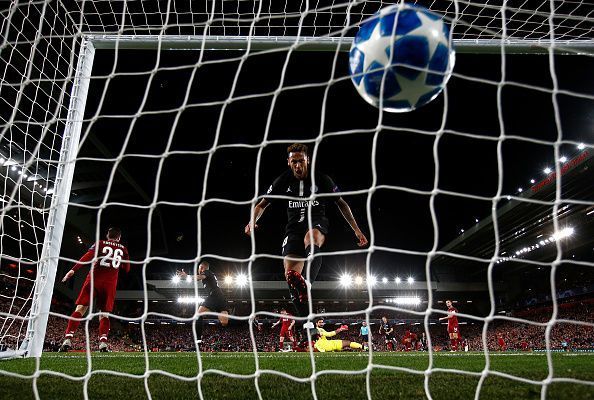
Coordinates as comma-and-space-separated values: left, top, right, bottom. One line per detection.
1, 0, 593, 398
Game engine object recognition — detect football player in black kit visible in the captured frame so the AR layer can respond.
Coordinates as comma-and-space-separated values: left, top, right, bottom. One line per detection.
379, 316, 396, 351
177, 261, 229, 343
244, 143, 368, 324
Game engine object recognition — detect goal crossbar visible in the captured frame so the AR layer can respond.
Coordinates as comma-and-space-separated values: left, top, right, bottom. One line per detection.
87, 35, 594, 55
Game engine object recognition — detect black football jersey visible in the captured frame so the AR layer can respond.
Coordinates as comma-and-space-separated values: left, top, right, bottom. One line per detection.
202, 269, 220, 296
265, 170, 340, 225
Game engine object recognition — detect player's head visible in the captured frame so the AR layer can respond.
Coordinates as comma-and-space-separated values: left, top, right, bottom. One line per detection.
287, 143, 309, 180
280, 308, 287, 315
405, 330, 410, 335
106, 227, 121, 241
315, 318, 324, 327
362, 321, 367, 326
446, 300, 453, 308
382, 316, 387, 323
199, 261, 210, 274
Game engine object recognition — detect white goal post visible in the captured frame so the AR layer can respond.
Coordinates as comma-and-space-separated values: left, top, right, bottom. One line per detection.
0, 0, 592, 374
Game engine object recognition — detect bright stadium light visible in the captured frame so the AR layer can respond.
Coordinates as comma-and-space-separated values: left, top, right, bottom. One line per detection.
544, 167, 552, 174
177, 296, 204, 304
172, 275, 180, 284
578, 143, 585, 150
236, 273, 248, 287
368, 275, 377, 286
382, 277, 388, 284
395, 277, 401, 284
354, 276, 363, 285
224, 275, 233, 285
559, 156, 567, 163
553, 227, 574, 241
389, 297, 421, 306
339, 273, 352, 288
407, 277, 414, 285
185, 275, 192, 283
530, 179, 535, 184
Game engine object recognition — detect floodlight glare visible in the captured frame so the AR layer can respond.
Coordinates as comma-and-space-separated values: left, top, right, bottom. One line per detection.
382, 277, 388, 284
339, 273, 352, 288
224, 275, 233, 285
395, 277, 402, 284
236, 273, 248, 287
544, 167, 552, 174
559, 156, 567, 163
354, 276, 363, 285
185, 275, 192, 283
172, 275, 180, 284
578, 143, 585, 150
407, 277, 414, 285
368, 275, 377, 286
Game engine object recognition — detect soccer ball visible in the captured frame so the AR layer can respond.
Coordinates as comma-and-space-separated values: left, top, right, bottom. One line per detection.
349, 4, 455, 112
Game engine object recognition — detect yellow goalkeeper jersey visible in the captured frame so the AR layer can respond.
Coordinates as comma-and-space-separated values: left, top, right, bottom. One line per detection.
314, 328, 343, 352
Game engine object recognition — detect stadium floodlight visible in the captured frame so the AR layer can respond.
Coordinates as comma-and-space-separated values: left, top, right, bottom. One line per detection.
177, 296, 204, 304
553, 227, 574, 241
382, 277, 388, 284
172, 275, 180, 284
395, 277, 402, 284
185, 275, 192, 283
10, 165, 17, 171
339, 273, 352, 288
530, 179, 535, 184
578, 143, 585, 150
224, 275, 233, 285
559, 156, 567, 163
518, 188, 523, 193
407, 277, 414, 285
367, 275, 377, 286
544, 167, 552, 174
354, 276, 363, 285
389, 297, 421, 306
3, 159, 17, 167
235, 273, 248, 287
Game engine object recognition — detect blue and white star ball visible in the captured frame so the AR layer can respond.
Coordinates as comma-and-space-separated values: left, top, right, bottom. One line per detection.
349, 3, 455, 112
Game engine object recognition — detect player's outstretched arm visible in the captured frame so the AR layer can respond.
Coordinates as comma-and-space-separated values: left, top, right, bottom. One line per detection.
176, 269, 206, 281
245, 199, 270, 236
62, 248, 95, 282
335, 198, 368, 247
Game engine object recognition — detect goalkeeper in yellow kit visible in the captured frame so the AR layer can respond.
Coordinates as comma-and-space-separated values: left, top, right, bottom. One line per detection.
312, 318, 363, 352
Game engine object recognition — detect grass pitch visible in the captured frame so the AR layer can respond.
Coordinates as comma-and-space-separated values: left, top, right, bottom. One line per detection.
1, 351, 593, 399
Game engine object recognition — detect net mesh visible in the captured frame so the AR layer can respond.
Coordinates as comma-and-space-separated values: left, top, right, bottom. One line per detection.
1, 0, 593, 399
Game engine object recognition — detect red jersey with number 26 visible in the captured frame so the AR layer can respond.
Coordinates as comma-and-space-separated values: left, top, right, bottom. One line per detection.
447, 306, 459, 330
72, 240, 130, 284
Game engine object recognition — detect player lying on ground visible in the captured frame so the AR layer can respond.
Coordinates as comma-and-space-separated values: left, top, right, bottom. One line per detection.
60, 227, 130, 352
311, 318, 363, 352
177, 261, 229, 344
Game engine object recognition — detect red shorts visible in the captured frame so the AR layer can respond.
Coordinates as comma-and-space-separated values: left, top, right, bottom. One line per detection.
448, 325, 459, 334
75, 278, 117, 312
280, 326, 294, 339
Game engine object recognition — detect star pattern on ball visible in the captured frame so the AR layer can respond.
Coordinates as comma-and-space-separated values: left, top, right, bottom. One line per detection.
407, 12, 450, 60
354, 21, 395, 75
387, 70, 436, 108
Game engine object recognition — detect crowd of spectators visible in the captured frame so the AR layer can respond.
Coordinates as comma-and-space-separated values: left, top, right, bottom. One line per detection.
40, 301, 594, 353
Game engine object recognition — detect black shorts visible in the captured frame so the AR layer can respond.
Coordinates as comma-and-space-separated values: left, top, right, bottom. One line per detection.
282, 216, 329, 257
361, 334, 369, 342
385, 335, 395, 342
202, 291, 227, 313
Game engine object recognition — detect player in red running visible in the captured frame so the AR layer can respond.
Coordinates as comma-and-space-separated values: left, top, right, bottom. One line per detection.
439, 300, 460, 352
59, 227, 130, 352
271, 309, 295, 351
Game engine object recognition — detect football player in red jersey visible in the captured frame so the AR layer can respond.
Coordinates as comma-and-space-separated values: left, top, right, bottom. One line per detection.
439, 300, 460, 351
402, 330, 418, 351
271, 309, 295, 351
59, 227, 130, 352
497, 334, 507, 351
